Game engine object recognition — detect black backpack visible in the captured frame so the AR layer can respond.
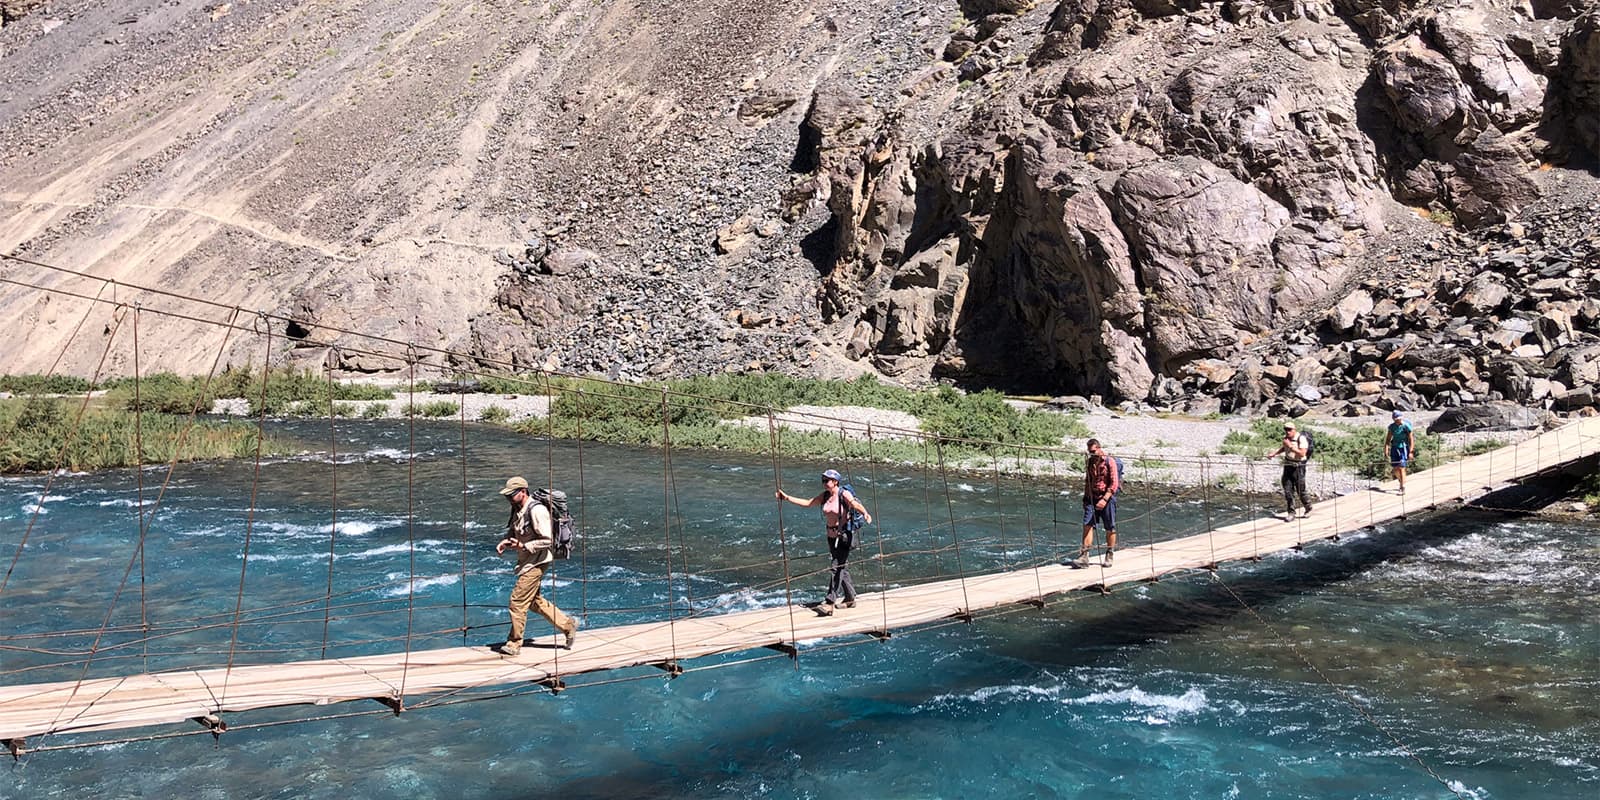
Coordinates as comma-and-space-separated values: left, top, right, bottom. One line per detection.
1300, 430, 1316, 460
542, 491, 576, 559
839, 484, 867, 535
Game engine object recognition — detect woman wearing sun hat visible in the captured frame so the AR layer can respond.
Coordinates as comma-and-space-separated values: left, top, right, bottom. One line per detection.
776, 468, 873, 615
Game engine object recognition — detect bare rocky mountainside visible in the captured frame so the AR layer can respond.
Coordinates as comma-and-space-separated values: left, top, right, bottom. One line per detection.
1, 0, 1596, 417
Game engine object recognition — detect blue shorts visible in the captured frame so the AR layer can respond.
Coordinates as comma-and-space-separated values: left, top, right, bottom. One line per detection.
1082, 496, 1116, 530
1389, 446, 1410, 468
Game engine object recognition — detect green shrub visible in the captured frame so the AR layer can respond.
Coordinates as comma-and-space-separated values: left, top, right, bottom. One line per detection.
0, 374, 94, 394
1580, 471, 1600, 507
207, 368, 395, 414
108, 372, 215, 414
479, 405, 511, 424
0, 398, 289, 473
361, 403, 389, 419
418, 400, 459, 418
1458, 438, 1507, 457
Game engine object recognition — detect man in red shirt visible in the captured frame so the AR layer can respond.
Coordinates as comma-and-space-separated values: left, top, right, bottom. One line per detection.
1075, 439, 1120, 567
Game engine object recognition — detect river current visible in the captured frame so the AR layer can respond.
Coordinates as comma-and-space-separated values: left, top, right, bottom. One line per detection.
2, 420, 1595, 799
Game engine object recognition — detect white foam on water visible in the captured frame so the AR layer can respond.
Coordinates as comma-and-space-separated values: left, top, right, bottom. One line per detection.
1446, 780, 1488, 800
955, 482, 977, 492
19, 503, 46, 515
1066, 686, 1210, 720
379, 573, 461, 597
919, 683, 1064, 711
39, 495, 68, 503
347, 540, 452, 560
697, 587, 789, 614
1374, 531, 1579, 587
97, 498, 144, 508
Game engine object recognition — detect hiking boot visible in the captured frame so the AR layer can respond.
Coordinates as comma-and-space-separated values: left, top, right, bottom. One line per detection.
499, 641, 521, 657
564, 619, 581, 650
1068, 550, 1089, 568
815, 602, 835, 617
1398, 487, 1406, 495
1103, 550, 1114, 567
1301, 506, 1313, 518
842, 600, 856, 609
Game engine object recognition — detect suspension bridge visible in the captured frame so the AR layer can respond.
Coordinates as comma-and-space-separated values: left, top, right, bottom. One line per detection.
1, 253, 1597, 762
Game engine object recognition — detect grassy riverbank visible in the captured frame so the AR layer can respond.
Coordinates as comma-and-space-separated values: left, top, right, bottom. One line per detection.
513, 373, 1090, 465
0, 397, 288, 474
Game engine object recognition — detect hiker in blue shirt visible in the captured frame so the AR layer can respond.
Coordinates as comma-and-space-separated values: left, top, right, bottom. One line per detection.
1384, 410, 1415, 495
776, 468, 872, 616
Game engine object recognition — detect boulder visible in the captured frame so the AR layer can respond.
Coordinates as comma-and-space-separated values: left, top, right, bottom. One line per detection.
1328, 289, 1375, 333
1427, 402, 1543, 432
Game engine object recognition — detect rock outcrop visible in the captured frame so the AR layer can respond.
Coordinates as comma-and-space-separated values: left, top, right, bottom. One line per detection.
796, 0, 1597, 411
0, 0, 1595, 421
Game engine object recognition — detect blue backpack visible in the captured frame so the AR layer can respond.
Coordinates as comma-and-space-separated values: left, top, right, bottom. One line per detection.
839, 484, 867, 534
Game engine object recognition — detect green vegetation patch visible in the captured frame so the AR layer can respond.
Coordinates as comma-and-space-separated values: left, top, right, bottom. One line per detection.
0, 397, 290, 474
103, 368, 395, 416
513, 374, 1087, 464
0, 374, 95, 395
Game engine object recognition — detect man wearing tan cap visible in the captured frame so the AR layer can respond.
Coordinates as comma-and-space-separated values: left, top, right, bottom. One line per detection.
495, 476, 578, 656
1265, 422, 1313, 520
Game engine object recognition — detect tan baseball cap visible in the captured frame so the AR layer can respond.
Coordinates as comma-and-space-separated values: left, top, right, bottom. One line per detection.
499, 476, 529, 495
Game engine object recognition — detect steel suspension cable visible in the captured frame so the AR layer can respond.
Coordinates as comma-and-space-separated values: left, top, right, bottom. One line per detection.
131, 307, 149, 670
541, 370, 562, 675
220, 314, 275, 708
991, 452, 1010, 564
933, 439, 972, 614
458, 375, 470, 647
400, 353, 419, 701
576, 388, 590, 620
1018, 444, 1045, 603
767, 412, 799, 660
663, 392, 693, 614
320, 352, 341, 659
658, 388, 679, 664
866, 425, 890, 635
1201, 456, 1218, 570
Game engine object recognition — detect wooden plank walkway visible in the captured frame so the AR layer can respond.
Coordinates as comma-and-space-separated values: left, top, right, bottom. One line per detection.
2, 417, 1596, 747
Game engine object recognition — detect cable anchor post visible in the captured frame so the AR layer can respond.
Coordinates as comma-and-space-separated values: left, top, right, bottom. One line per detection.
191, 715, 227, 744
375, 694, 405, 715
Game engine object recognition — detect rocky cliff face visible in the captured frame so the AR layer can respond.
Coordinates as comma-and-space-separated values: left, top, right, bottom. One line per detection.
807, 0, 1598, 410
1, 0, 1596, 417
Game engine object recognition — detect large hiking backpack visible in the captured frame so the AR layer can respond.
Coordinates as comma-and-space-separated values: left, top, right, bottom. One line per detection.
1300, 430, 1316, 461
543, 490, 576, 559
1112, 455, 1125, 492
839, 483, 867, 535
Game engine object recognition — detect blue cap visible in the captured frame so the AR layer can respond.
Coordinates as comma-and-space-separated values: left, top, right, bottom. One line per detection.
1392, 410, 1403, 418
821, 469, 842, 481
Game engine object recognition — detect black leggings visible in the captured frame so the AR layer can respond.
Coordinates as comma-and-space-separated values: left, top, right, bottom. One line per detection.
826, 532, 856, 604
1281, 463, 1311, 513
